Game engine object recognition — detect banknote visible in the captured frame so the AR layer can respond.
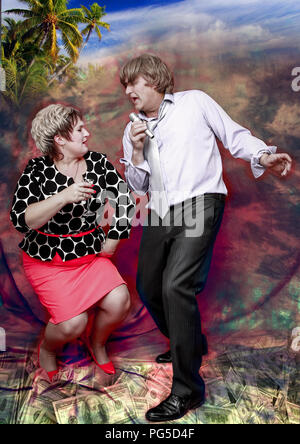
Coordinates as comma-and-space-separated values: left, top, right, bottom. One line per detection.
224, 367, 245, 401
205, 377, 231, 407
104, 383, 137, 422
1, 341, 299, 424
116, 370, 149, 398
131, 396, 149, 424
53, 385, 135, 425
197, 406, 238, 424
18, 372, 65, 423
256, 370, 279, 398
286, 401, 300, 424
201, 362, 223, 380
0, 350, 30, 424
235, 385, 261, 423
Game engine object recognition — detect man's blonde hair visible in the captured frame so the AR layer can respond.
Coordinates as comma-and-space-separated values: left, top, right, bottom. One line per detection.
31, 104, 82, 159
120, 54, 174, 94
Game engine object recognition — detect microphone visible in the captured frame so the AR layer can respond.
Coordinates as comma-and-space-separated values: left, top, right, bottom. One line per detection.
129, 113, 154, 139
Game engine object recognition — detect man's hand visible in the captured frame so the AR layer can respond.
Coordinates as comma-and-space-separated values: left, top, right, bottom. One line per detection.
259, 153, 292, 177
100, 238, 120, 258
130, 121, 147, 166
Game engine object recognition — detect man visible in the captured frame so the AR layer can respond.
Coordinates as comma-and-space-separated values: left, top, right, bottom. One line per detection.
119, 54, 292, 422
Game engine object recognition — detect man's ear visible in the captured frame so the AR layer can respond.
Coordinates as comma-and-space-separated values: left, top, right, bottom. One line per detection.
54, 134, 65, 146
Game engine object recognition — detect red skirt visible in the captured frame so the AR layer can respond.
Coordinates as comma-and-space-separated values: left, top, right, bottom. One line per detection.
22, 251, 126, 324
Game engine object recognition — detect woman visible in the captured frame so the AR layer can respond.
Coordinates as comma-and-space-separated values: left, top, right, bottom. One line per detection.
10, 104, 135, 381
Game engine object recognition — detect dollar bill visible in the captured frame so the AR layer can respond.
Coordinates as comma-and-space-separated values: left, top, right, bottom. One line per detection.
146, 364, 172, 389
18, 372, 65, 423
273, 392, 288, 424
0, 350, 30, 424
235, 385, 261, 423
286, 401, 300, 424
201, 362, 223, 380
255, 400, 277, 424
53, 386, 134, 425
224, 367, 245, 402
104, 383, 137, 422
0, 389, 19, 424
205, 377, 232, 407
197, 406, 239, 424
256, 370, 279, 398
131, 396, 149, 424
115, 371, 149, 398
287, 361, 300, 405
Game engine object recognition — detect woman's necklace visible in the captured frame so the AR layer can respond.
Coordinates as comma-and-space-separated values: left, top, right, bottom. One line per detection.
57, 159, 81, 181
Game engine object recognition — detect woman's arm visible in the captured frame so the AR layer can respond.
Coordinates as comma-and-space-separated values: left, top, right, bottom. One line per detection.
25, 182, 95, 230
10, 159, 95, 232
25, 191, 68, 230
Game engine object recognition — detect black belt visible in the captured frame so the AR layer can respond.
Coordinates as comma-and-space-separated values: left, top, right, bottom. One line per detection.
168, 193, 226, 211
203, 193, 226, 201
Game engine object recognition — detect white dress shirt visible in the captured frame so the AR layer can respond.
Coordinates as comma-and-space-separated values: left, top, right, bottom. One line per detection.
120, 90, 276, 207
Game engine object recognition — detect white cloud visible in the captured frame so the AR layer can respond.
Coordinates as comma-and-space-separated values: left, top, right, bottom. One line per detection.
78, 0, 297, 65
2, 0, 27, 20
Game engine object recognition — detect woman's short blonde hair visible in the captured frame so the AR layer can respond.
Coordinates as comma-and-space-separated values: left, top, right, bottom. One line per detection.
31, 104, 82, 159
120, 54, 174, 94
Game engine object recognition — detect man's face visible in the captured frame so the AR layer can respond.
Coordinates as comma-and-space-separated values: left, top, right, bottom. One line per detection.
124, 75, 162, 116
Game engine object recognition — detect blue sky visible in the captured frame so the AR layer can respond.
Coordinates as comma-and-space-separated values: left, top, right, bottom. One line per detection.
69, 0, 183, 13
3, 0, 300, 63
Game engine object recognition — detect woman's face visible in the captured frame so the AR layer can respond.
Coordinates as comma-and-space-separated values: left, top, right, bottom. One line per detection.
61, 119, 90, 158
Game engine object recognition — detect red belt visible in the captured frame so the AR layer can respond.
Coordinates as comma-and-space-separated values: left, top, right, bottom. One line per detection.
36, 225, 100, 238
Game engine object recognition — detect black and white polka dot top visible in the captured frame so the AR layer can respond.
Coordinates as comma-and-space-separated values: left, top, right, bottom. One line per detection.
10, 151, 136, 262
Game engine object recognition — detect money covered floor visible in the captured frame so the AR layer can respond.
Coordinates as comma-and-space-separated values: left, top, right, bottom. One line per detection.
0, 309, 299, 424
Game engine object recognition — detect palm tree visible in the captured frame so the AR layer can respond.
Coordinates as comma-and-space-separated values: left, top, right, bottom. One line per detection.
2, 18, 21, 59
48, 2, 110, 86
0, 0, 6, 91
5, 0, 84, 62
81, 3, 110, 46
2, 56, 47, 108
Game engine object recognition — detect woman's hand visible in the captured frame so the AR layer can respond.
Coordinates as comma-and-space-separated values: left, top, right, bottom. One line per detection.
100, 239, 120, 258
61, 182, 95, 205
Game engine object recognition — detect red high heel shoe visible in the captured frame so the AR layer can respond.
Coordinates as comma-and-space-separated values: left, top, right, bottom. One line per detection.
86, 341, 116, 375
37, 340, 59, 383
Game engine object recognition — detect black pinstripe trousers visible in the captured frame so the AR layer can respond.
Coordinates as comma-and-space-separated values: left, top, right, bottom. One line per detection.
136, 194, 225, 397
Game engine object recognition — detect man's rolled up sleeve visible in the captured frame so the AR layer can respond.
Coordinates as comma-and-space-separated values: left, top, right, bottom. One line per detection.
251, 145, 277, 179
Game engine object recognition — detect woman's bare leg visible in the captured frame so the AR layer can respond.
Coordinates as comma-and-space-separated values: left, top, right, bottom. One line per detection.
90, 285, 131, 364
39, 312, 89, 372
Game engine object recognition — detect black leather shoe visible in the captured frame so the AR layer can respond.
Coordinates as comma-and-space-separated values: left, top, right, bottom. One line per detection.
156, 349, 172, 363
145, 393, 205, 422
156, 334, 208, 363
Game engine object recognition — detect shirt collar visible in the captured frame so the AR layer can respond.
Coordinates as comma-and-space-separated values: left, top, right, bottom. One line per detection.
138, 93, 174, 121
